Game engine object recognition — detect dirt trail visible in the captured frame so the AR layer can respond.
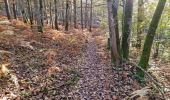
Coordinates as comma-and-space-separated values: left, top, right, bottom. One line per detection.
69, 35, 117, 100
68, 33, 140, 100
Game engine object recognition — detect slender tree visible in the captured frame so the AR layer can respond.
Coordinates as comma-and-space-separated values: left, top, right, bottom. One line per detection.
27, 0, 33, 25
54, 0, 59, 30
65, 0, 69, 31
69, 0, 72, 26
62, 1, 65, 26
18, 0, 27, 23
73, 0, 77, 28
4, 0, 11, 20
107, 0, 121, 65
49, 1, 54, 28
112, 0, 121, 56
12, 0, 17, 19
121, 0, 133, 59
81, 0, 83, 30
85, 0, 88, 28
36, 0, 43, 32
89, 0, 92, 32
43, 0, 48, 24
138, 0, 167, 78
121, 0, 126, 32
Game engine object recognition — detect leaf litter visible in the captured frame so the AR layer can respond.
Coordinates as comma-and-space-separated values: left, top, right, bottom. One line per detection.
0, 17, 165, 100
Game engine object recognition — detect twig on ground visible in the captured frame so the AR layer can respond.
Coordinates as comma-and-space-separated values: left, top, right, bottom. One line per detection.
126, 61, 166, 99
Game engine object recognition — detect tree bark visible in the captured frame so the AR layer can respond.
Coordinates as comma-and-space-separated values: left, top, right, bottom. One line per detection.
49, 1, 54, 28
107, 0, 121, 66
62, 1, 65, 26
43, 0, 48, 24
73, 0, 77, 28
54, 0, 59, 30
89, 0, 92, 32
138, 0, 167, 78
4, 0, 11, 20
65, 0, 69, 31
37, 0, 43, 32
121, 0, 126, 32
85, 0, 88, 28
12, 0, 17, 19
81, 0, 83, 30
112, 0, 121, 57
27, 0, 33, 25
121, 0, 133, 59
18, 0, 27, 23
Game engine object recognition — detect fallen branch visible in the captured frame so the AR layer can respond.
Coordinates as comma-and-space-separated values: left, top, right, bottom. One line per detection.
127, 61, 166, 99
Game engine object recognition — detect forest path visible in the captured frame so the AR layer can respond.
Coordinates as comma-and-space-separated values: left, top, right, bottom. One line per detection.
70, 34, 117, 100
68, 32, 139, 100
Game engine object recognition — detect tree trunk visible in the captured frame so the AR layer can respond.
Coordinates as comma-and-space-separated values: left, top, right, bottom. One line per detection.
62, 1, 65, 26
85, 0, 88, 28
136, 0, 145, 49
18, 0, 27, 23
121, 0, 133, 59
107, 0, 121, 66
112, 0, 121, 57
81, 0, 83, 30
54, 0, 59, 30
89, 0, 92, 32
12, 0, 17, 19
49, 1, 54, 28
121, 0, 126, 32
69, 1, 72, 26
37, 0, 43, 32
27, 0, 33, 25
65, 0, 69, 31
43, 0, 47, 24
73, 0, 77, 28
4, 0, 11, 20
138, 0, 166, 78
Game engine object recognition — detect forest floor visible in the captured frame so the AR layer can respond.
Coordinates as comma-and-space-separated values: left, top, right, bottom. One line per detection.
0, 16, 169, 100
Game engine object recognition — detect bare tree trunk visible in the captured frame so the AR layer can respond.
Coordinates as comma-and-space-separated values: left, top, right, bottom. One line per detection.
65, 0, 69, 31
107, 0, 121, 65
12, 0, 17, 19
73, 0, 77, 28
121, 0, 133, 59
85, 0, 88, 28
54, 0, 59, 30
89, 0, 92, 32
81, 0, 83, 30
49, 1, 54, 28
18, 0, 27, 23
35, 0, 43, 32
34, 0, 43, 33
43, 0, 47, 24
27, 0, 33, 25
4, 0, 11, 20
68, 1, 72, 27
62, 1, 65, 26
121, 0, 126, 32
112, 0, 121, 56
